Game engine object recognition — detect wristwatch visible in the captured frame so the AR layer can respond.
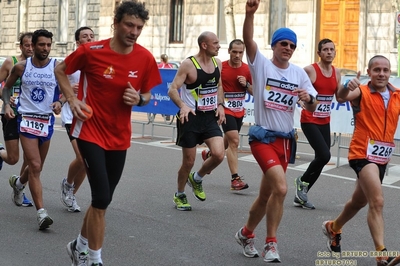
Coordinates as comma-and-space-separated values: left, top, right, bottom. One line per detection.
245, 82, 251, 89
307, 94, 315, 104
137, 94, 146, 106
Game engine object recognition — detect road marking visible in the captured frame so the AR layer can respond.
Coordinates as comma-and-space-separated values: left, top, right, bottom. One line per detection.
55, 128, 400, 188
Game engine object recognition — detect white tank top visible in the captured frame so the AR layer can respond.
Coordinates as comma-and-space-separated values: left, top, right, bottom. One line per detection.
18, 57, 58, 115
61, 70, 80, 124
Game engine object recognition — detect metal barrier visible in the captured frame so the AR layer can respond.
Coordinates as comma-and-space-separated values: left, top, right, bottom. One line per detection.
131, 113, 177, 141
132, 115, 400, 174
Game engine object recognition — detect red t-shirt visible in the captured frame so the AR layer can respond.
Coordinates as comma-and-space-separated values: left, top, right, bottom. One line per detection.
64, 38, 162, 150
221, 60, 252, 118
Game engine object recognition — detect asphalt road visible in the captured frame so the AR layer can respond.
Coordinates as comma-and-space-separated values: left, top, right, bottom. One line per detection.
1, 113, 399, 266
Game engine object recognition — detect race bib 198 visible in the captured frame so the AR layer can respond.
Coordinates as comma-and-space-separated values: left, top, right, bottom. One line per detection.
197, 87, 218, 111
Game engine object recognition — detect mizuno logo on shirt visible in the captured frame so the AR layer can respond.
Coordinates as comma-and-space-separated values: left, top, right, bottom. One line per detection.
128, 71, 138, 78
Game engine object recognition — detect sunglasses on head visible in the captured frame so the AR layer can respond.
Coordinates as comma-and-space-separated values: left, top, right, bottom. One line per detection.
279, 41, 296, 50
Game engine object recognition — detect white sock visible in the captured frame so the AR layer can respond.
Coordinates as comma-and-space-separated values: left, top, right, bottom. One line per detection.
88, 248, 102, 264
76, 234, 88, 253
15, 177, 24, 189
66, 181, 74, 187
194, 172, 203, 182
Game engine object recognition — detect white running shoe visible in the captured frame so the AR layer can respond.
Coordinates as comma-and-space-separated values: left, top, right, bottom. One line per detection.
9, 175, 24, 206
37, 209, 53, 230
67, 239, 88, 266
68, 199, 81, 212
61, 178, 75, 207
262, 242, 281, 263
235, 227, 259, 258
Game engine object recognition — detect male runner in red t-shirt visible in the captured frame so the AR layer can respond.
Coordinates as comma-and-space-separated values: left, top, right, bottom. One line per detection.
203, 39, 253, 190
55, 2, 162, 265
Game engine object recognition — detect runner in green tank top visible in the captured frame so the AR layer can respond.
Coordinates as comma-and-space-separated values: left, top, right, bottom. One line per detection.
0, 32, 34, 207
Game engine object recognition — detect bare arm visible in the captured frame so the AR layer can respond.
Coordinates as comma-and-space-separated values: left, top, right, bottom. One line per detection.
243, 0, 260, 63
334, 68, 346, 103
215, 59, 225, 125
2, 63, 24, 119
168, 59, 190, 109
0, 58, 13, 83
337, 71, 361, 105
168, 59, 197, 123
304, 65, 316, 84
0, 58, 14, 98
54, 61, 90, 121
246, 83, 253, 96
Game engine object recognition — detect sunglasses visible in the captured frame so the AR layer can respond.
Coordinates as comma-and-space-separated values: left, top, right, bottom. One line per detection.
279, 41, 296, 50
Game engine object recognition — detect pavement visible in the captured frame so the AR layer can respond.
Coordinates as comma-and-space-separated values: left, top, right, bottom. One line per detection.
1, 112, 399, 266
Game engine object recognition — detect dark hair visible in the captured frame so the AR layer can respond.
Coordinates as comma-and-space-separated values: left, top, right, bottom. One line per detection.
114, 0, 149, 23
75, 26, 93, 41
228, 39, 244, 50
368, 55, 390, 69
317, 38, 334, 52
19, 32, 33, 45
32, 29, 53, 45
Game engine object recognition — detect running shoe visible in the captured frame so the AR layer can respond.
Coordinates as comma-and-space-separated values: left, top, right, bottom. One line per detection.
377, 254, 400, 266
293, 196, 315, 210
9, 175, 24, 206
201, 149, 211, 174
37, 209, 53, 230
61, 178, 75, 207
22, 193, 33, 207
262, 242, 281, 263
231, 176, 249, 190
68, 199, 81, 212
235, 227, 259, 258
187, 172, 206, 201
0, 143, 4, 170
322, 220, 341, 253
67, 239, 88, 266
173, 193, 192, 211
294, 176, 309, 203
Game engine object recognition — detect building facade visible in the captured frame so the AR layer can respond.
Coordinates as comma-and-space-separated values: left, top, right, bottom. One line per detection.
0, 0, 399, 74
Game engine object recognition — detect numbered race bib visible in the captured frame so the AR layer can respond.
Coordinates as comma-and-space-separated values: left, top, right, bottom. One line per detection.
224, 92, 246, 112
366, 139, 395, 164
197, 87, 218, 111
313, 95, 333, 118
20, 114, 50, 137
263, 79, 297, 112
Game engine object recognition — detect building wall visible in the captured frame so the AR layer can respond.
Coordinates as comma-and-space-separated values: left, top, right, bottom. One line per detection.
363, 0, 398, 73
0, 0, 101, 57
0, 0, 398, 73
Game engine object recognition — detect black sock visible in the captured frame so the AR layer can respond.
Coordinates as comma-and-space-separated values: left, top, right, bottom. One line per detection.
231, 174, 239, 180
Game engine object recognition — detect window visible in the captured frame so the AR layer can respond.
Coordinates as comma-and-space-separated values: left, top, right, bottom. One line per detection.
170, 0, 184, 43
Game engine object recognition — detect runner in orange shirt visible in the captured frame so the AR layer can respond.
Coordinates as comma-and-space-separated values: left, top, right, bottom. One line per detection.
322, 55, 400, 266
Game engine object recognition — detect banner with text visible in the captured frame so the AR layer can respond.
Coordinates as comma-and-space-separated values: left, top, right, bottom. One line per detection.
133, 69, 179, 116
242, 94, 400, 139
